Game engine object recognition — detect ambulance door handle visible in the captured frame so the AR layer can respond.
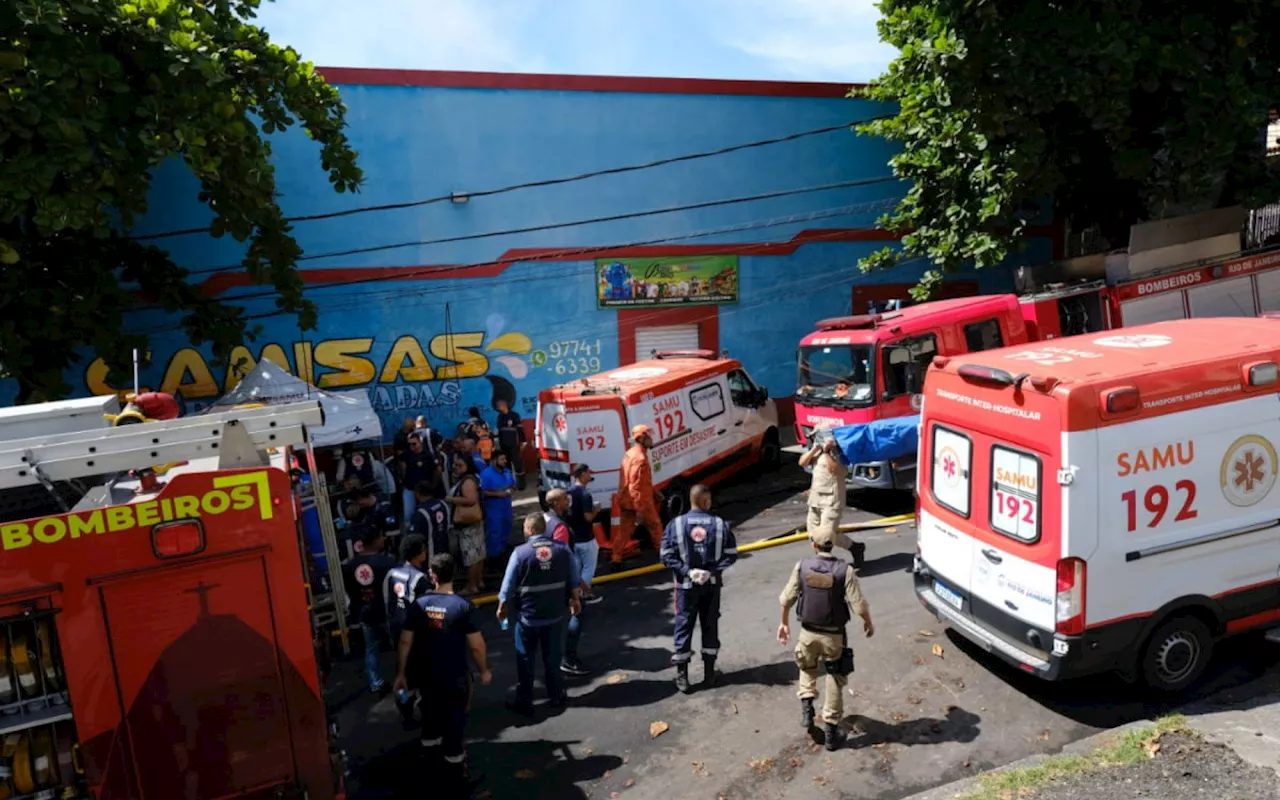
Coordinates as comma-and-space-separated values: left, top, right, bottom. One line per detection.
717, 429, 727, 435
733, 421, 743, 427
981, 549, 1003, 564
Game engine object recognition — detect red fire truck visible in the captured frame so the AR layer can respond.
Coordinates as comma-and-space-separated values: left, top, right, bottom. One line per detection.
0, 398, 346, 799
794, 246, 1280, 491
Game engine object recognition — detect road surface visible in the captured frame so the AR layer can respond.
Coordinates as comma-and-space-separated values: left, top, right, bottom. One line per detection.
330, 464, 1280, 799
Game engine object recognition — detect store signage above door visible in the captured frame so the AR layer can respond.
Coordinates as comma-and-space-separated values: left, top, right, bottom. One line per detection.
1113, 249, 1280, 301
596, 256, 739, 309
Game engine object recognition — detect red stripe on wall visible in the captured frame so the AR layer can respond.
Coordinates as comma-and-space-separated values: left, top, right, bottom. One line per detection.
317, 67, 863, 98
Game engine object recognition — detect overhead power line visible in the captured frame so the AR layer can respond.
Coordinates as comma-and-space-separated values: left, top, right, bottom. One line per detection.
183, 174, 898, 278
132, 115, 892, 242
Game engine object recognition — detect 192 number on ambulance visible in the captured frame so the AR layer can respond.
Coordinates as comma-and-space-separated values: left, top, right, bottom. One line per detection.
577, 435, 606, 451
653, 411, 685, 441
1121, 480, 1197, 532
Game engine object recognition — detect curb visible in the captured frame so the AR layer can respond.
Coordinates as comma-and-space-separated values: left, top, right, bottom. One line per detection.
898, 719, 1158, 800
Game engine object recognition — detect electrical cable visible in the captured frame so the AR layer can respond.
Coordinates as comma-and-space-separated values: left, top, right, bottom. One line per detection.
180, 175, 898, 278
131, 115, 892, 242
129, 198, 900, 335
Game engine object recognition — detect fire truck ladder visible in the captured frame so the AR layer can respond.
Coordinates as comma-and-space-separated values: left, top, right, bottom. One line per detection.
0, 401, 326, 490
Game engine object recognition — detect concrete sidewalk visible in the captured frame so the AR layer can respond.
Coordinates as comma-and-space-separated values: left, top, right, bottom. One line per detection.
902, 691, 1280, 800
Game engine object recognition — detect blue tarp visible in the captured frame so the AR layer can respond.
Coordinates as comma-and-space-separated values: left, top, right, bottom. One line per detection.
832, 415, 920, 465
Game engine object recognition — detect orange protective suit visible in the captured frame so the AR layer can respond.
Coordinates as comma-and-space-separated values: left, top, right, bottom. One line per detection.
614, 443, 663, 562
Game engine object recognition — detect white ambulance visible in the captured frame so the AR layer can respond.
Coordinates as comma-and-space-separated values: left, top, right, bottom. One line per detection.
914, 319, 1280, 693
536, 351, 780, 522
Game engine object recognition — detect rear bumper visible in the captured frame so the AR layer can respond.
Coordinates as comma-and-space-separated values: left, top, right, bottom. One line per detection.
912, 559, 1116, 681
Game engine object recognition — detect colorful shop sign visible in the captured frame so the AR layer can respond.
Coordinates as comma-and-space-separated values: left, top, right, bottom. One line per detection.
596, 256, 739, 309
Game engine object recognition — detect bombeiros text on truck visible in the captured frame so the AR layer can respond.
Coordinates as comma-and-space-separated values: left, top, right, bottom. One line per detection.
914, 318, 1280, 693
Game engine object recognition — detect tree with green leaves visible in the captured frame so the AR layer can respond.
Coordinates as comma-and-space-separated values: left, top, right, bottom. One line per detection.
0, 0, 361, 401
856, 0, 1280, 297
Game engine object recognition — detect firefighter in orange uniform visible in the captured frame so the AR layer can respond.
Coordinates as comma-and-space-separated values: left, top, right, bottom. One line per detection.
612, 424, 664, 566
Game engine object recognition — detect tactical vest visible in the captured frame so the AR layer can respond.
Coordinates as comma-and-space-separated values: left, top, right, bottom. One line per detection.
795, 556, 850, 632
544, 510, 570, 543
512, 535, 571, 623
384, 563, 427, 630
670, 512, 728, 588
808, 454, 847, 510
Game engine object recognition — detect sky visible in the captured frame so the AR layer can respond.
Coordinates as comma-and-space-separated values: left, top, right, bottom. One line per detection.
250, 0, 897, 83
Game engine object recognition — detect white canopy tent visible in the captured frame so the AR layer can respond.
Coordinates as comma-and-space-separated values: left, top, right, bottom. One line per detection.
205, 360, 383, 447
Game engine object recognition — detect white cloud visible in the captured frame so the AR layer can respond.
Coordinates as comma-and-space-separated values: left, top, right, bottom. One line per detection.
709, 0, 896, 82
253, 0, 549, 72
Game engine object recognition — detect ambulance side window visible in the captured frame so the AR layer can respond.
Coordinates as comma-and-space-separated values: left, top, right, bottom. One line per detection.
989, 445, 1042, 543
727, 369, 758, 407
930, 424, 972, 517
882, 334, 938, 398
963, 318, 1004, 352
690, 382, 727, 421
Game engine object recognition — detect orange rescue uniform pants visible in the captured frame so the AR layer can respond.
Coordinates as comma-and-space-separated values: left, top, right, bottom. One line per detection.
613, 508, 663, 563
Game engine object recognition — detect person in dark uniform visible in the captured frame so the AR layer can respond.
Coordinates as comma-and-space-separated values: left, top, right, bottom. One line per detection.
399, 433, 440, 530
341, 488, 398, 562
660, 484, 738, 693
343, 527, 398, 693
408, 480, 452, 561
384, 534, 432, 723
394, 554, 491, 798
496, 513, 581, 717
494, 398, 528, 490
777, 528, 875, 750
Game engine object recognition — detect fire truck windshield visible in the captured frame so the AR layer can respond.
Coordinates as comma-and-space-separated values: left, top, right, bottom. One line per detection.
796, 344, 874, 408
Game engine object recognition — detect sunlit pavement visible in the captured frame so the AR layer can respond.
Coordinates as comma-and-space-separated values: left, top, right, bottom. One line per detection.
329, 464, 1280, 800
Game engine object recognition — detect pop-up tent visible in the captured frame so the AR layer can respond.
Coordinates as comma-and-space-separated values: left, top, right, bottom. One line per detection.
205, 360, 383, 447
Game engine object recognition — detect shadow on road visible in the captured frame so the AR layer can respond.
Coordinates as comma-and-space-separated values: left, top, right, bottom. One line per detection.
353, 736, 620, 800
948, 628, 1280, 729
857, 551, 915, 579
842, 705, 982, 749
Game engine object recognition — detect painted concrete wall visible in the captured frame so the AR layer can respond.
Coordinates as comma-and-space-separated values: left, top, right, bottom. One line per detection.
8, 71, 1052, 435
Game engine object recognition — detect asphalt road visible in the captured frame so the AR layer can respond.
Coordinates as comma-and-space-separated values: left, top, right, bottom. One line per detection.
330, 464, 1280, 800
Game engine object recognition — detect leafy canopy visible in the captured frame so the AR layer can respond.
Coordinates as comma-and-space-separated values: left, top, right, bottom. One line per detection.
0, 0, 361, 401
856, 0, 1280, 297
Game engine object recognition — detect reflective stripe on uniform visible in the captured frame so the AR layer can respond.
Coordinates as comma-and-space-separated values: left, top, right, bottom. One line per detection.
675, 516, 689, 565
701, 647, 719, 656
421, 737, 442, 747
713, 517, 724, 562
517, 582, 566, 595
672, 651, 693, 663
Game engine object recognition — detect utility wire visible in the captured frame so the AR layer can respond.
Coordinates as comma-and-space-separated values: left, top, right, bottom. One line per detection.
131, 115, 892, 242
180, 175, 898, 280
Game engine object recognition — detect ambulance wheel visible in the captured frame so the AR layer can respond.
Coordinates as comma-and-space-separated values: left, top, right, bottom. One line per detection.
760, 428, 782, 472
1140, 615, 1213, 694
663, 479, 690, 523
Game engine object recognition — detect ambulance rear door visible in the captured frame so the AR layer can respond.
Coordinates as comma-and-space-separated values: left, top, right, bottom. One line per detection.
537, 393, 572, 491
564, 397, 628, 508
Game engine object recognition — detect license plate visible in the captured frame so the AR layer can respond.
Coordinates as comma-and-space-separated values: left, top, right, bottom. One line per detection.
933, 580, 963, 611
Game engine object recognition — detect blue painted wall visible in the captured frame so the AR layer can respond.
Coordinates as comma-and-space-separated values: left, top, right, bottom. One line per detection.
10, 76, 1051, 434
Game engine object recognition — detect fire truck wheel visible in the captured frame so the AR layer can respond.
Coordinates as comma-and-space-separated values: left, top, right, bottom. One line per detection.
1139, 614, 1214, 694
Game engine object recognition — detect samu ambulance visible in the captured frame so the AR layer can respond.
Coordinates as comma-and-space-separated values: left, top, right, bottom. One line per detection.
536, 351, 780, 523
914, 319, 1280, 693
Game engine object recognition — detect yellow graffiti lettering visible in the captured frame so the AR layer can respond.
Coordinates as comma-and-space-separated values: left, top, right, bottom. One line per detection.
159, 349, 220, 400
293, 341, 316, 385
2, 524, 31, 551
313, 338, 377, 389
214, 471, 274, 520
173, 495, 200, 519
224, 344, 293, 391
380, 335, 435, 383
106, 506, 136, 532
135, 501, 161, 527
430, 333, 489, 379
201, 490, 231, 515
69, 511, 105, 538
84, 354, 153, 400
159, 498, 174, 522
32, 518, 65, 544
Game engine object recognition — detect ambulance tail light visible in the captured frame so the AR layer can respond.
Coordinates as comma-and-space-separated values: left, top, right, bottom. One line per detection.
1246, 361, 1279, 387
1103, 387, 1140, 415
152, 519, 206, 559
1054, 557, 1086, 636
957, 365, 1016, 386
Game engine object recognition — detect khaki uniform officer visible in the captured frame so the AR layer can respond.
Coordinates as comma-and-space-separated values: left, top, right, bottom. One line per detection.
777, 528, 874, 751
798, 435, 866, 567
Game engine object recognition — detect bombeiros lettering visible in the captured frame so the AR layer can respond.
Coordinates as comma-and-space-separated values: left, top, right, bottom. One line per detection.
1136, 271, 1203, 296
0, 472, 274, 552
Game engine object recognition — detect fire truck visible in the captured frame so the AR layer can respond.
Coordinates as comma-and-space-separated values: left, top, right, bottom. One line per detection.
793, 245, 1280, 491
0, 397, 347, 799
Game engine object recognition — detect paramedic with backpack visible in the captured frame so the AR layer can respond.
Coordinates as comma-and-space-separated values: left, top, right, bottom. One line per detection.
613, 424, 663, 567
777, 528, 875, 751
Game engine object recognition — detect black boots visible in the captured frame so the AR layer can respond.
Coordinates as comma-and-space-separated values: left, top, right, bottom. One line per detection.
675, 664, 691, 694
824, 722, 846, 751
801, 698, 815, 729
702, 656, 718, 688
852, 541, 867, 568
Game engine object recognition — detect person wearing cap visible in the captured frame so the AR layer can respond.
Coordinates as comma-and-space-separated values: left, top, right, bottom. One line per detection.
798, 430, 866, 568
776, 528, 875, 751
613, 424, 663, 566
567, 464, 604, 605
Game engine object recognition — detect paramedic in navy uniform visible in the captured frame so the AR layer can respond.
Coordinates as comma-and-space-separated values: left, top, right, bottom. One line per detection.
496, 513, 582, 717
384, 534, 431, 722
660, 484, 738, 693
394, 553, 490, 798
342, 527, 397, 693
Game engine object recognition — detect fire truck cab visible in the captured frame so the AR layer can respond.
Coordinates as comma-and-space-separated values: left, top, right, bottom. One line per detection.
0, 400, 345, 800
